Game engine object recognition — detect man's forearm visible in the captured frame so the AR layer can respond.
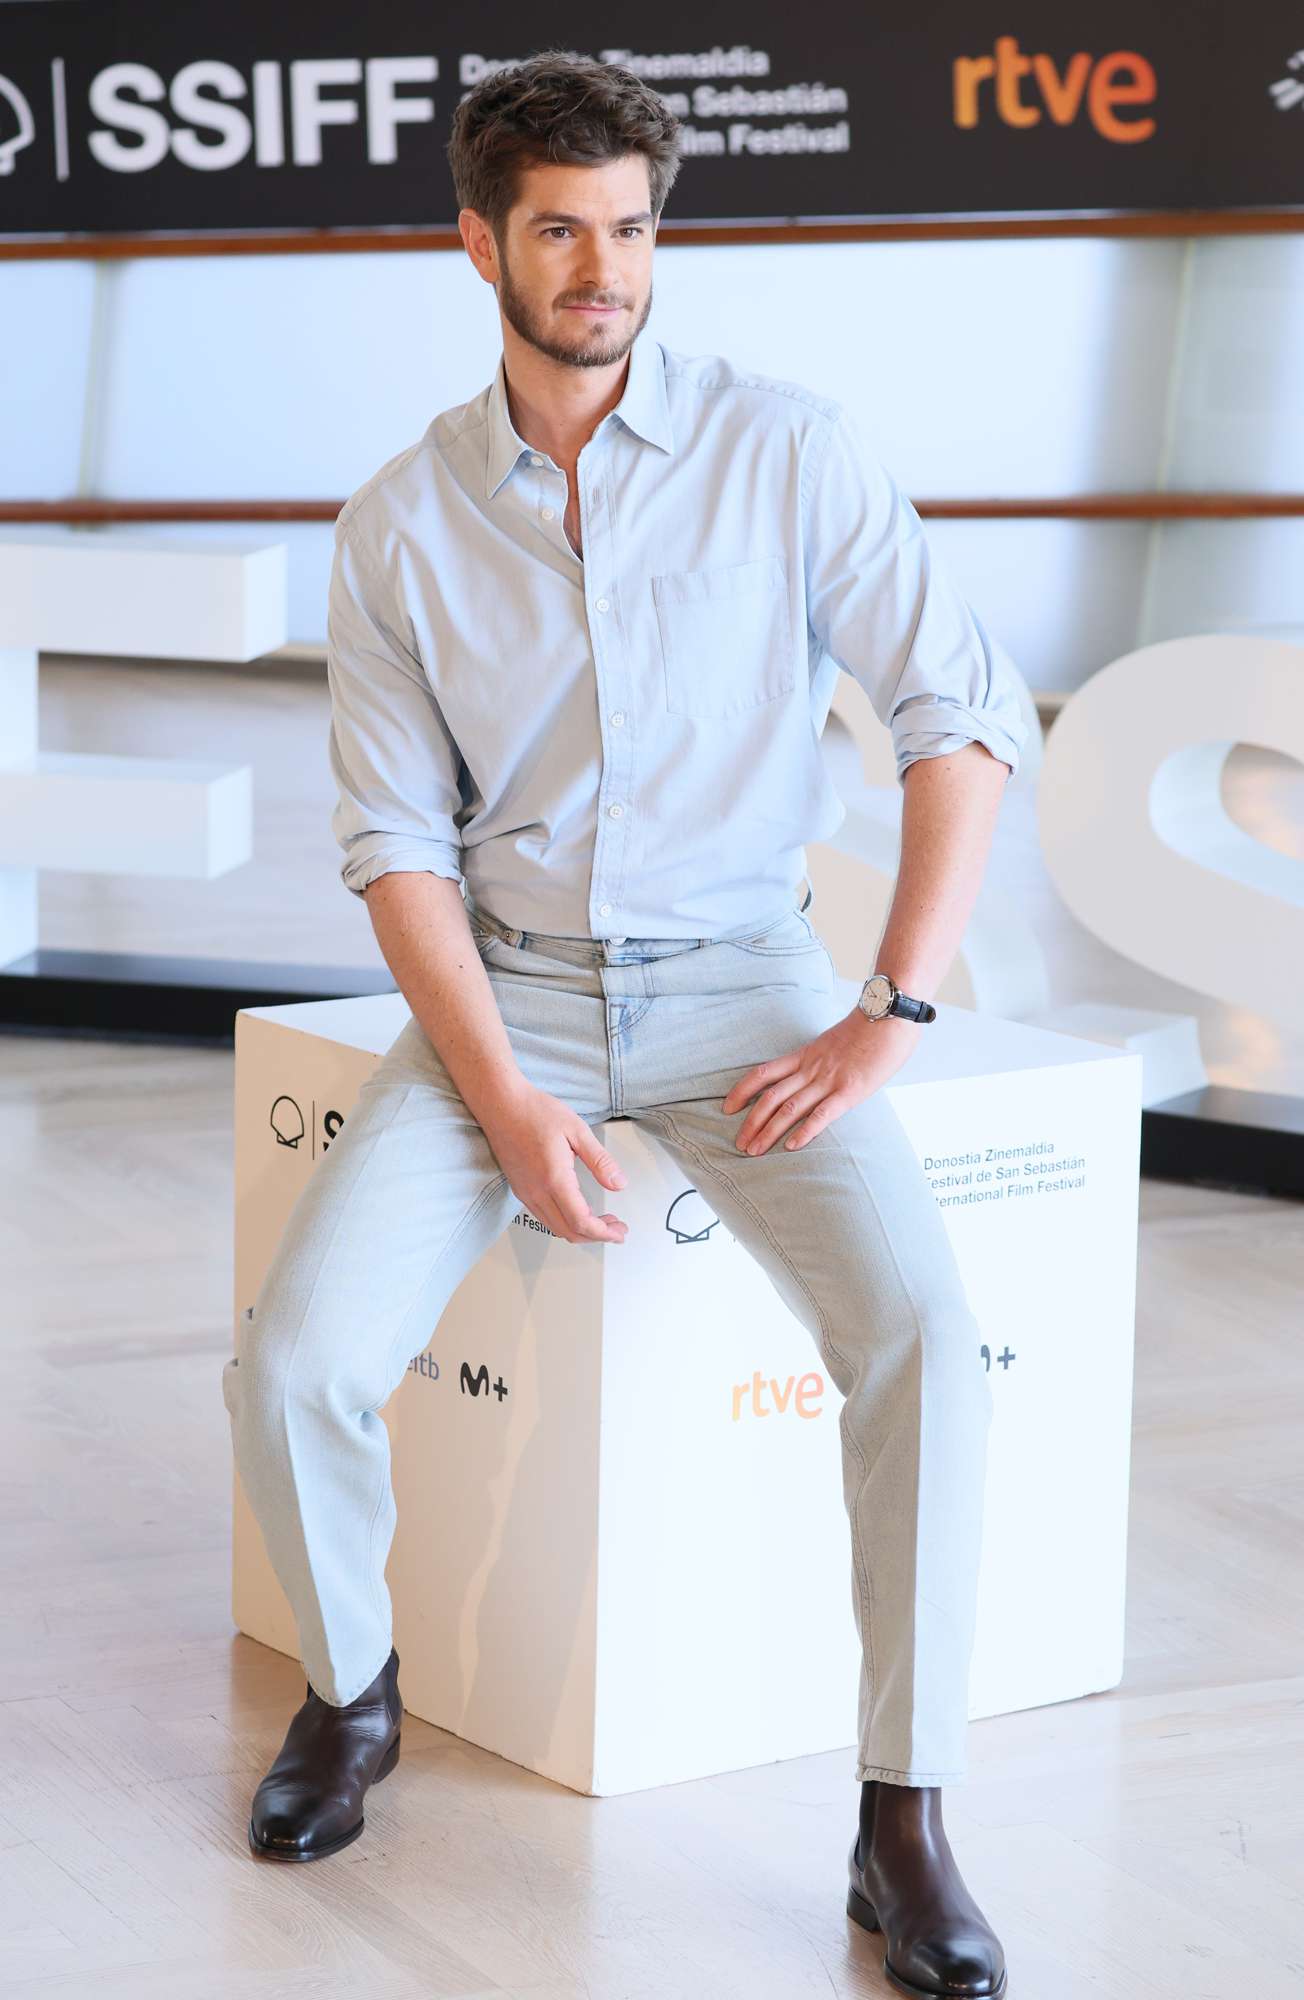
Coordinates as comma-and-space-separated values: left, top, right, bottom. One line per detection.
871, 742, 1012, 1002
362, 872, 529, 1124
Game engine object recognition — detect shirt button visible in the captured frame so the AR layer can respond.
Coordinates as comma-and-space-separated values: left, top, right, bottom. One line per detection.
595, 596, 609, 613
610, 710, 625, 727
599, 902, 612, 916
607, 802, 624, 818
541, 506, 555, 520
529, 454, 544, 466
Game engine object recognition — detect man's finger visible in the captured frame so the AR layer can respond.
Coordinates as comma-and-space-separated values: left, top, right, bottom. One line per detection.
745, 1083, 826, 1154
554, 1171, 627, 1243
723, 1059, 779, 1113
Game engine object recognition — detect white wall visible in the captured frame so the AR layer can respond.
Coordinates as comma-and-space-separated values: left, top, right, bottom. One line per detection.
4, 233, 1302, 678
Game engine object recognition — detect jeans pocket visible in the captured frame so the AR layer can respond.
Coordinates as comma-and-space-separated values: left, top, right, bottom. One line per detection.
723, 908, 825, 957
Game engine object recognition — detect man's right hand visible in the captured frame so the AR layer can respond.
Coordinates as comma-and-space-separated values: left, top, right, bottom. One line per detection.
478, 1082, 629, 1246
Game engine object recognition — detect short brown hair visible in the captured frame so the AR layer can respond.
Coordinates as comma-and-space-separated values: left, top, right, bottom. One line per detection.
446, 49, 684, 242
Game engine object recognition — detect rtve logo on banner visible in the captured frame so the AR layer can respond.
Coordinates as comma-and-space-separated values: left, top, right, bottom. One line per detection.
953, 36, 1155, 142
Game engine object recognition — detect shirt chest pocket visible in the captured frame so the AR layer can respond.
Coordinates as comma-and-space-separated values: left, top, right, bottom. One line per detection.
650, 554, 794, 719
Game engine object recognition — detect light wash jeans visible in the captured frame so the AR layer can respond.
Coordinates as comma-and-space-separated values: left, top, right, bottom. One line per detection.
221, 887, 993, 1786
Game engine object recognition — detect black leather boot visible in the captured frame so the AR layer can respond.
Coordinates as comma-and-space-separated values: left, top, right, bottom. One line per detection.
846, 1778, 1006, 1997
248, 1646, 403, 1862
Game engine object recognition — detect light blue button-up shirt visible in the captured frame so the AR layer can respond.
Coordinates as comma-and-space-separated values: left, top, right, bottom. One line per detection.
326, 332, 1028, 939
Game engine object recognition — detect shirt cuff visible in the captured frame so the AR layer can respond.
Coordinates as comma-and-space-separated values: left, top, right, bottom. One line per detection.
893, 702, 1025, 784
340, 839, 465, 899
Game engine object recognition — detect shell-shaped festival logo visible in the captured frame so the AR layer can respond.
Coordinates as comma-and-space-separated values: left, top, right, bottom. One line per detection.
0, 74, 36, 173
269, 1095, 306, 1149
665, 1187, 722, 1244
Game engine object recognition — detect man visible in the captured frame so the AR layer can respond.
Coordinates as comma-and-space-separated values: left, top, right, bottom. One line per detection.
222, 48, 1026, 2000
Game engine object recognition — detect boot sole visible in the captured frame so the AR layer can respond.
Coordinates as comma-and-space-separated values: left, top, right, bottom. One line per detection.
248, 1731, 401, 1862
846, 1881, 1008, 1999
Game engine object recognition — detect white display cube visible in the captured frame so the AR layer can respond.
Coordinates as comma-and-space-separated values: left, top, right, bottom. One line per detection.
230, 986, 1141, 1796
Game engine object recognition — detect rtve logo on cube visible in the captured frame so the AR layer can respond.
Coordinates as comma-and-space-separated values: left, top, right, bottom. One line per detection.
732, 1370, 826, 1422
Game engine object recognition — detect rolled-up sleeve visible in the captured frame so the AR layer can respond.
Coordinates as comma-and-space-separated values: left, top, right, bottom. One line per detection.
802, 405, 1028, 784
326, 520, 466, 899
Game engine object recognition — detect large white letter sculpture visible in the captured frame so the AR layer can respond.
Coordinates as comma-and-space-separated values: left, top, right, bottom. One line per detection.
1037, 635, 1303, 1031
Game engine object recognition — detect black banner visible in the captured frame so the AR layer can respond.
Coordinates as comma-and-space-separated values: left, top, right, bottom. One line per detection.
0, 3, 1301, 239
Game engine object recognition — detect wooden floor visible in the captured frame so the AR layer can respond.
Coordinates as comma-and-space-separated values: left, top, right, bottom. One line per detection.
2, 656, 1301, 1993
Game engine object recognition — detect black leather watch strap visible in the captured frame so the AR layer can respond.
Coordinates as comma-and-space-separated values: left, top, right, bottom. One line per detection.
891, 991, 937, 1024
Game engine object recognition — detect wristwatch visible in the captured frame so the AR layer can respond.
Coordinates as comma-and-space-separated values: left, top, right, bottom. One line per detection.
856, 971, 937, 1025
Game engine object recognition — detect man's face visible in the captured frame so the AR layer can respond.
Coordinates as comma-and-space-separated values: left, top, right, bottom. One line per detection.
479, 155, 656, 371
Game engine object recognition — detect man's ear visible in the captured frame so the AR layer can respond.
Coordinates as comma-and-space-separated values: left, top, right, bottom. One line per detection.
458, 209, 499, 285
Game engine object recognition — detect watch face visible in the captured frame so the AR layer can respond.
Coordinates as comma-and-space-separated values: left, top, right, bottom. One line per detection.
864, 973, 894, 1017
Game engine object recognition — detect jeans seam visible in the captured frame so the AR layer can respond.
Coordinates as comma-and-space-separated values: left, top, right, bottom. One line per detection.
723, 941, 824, 958
639, 1104, 879, 1741
277, 1082, 419, 1698
362, 1167, 513, 1643
857, 1762, 966, 1785
608, 992, 625, 1114
824, 1111, 956, 1776
321, 1638, 396, 1709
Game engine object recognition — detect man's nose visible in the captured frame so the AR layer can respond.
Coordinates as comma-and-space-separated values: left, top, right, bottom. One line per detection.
574, 258, 623, 296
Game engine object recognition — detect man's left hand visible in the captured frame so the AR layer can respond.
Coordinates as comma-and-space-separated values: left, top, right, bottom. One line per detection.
723, 1010, 924, 1155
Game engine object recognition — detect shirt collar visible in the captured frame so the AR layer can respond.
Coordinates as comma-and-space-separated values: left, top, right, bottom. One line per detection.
483, 332, 674, 500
